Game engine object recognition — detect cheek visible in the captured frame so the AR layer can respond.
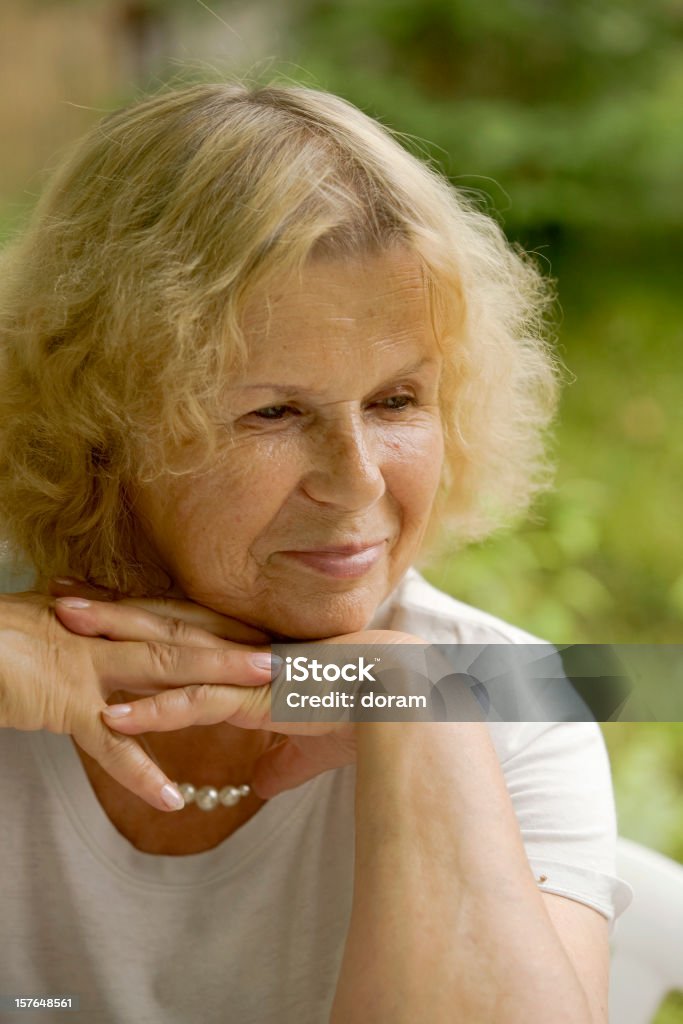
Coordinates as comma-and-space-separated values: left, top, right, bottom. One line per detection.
172, 442, 302, 543
382, 418, 444, 516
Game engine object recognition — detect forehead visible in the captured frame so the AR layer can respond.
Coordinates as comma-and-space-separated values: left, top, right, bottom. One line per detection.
240, 248, 433, 364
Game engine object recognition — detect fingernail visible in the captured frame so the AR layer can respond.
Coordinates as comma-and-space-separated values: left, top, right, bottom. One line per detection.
103, 704, 132, 718
53, 576, 76, 585
250, 653, 284, 673
55, 596, 91, 609
161, 783, 185, 810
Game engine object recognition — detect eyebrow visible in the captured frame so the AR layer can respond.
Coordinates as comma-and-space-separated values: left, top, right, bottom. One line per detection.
227, 356, 440, 395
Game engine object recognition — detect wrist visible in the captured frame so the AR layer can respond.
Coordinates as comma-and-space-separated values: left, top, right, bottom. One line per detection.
356, 720, 489, 770
354, 721, 493, 824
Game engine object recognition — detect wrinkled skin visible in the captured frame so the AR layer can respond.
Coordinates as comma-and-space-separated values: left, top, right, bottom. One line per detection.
2, 249, 450, 808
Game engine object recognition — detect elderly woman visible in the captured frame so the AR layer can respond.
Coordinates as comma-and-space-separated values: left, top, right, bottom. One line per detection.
0, 82, 630, 1023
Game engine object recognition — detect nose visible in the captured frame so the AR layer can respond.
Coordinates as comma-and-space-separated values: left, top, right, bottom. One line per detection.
300, 408, 386, 510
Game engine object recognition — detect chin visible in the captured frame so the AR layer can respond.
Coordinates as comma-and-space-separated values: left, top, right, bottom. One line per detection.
259, 592, 381, 642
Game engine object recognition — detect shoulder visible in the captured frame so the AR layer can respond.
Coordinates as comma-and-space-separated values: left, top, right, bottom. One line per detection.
378, 566, 546, 645
378, 567, 600, 765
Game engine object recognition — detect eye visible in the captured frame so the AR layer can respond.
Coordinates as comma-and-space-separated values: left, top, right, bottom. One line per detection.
377, 393, 417, 412
245, 404, 298, 421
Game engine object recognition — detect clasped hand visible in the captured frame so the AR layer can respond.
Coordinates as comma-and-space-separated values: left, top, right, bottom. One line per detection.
0, 580, 421, 810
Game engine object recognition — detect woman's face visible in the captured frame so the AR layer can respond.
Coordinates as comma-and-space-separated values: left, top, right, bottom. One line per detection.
133, 248, 445, 639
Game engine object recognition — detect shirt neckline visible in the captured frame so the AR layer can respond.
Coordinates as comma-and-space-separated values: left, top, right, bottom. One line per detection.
30, 728, 321, 889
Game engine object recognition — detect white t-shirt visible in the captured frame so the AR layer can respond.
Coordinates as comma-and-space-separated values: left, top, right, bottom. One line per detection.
0, 567, 633, 1024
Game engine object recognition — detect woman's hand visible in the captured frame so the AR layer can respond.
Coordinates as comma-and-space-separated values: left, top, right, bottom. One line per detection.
50, 580, 486, 799
50, 581, 430, 798
96, 626, 423, 800
0, 590, 277, 811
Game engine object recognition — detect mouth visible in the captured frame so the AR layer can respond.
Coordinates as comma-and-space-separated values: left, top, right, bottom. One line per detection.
278, 540, 388, 579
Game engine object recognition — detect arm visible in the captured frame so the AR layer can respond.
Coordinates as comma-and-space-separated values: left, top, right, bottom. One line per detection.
65, 610, 610, 1018
330, 722, 605, 1024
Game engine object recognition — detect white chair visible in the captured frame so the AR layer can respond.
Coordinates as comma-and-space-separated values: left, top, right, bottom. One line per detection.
609, 836, 683, 1023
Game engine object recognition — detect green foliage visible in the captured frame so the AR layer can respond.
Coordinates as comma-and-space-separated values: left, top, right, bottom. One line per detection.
655, 990, 683, 1024
423, 239, 682, 645
283, 0, 683, 230
602, 723, 683, 864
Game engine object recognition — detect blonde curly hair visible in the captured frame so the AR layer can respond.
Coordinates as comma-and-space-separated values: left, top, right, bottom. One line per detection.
0, 81, 560, 594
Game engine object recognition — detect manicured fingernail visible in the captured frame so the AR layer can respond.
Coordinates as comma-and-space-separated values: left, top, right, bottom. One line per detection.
250, 653, 283, 673
103, 704, 132, 718
161, 783, 185, 810
55, 596, 91, 609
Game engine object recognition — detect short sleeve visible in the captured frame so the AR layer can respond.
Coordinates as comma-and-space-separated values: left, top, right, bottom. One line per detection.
487, 720, 634, 937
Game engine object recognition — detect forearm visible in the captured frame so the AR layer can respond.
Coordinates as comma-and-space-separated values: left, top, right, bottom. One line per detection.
330, 722, 593, 1024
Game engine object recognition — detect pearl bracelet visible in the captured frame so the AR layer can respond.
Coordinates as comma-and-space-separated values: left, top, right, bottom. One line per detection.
174, 782, 251, 811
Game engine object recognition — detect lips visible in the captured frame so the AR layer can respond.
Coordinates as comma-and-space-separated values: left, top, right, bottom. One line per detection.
290, 541, 386, 555
279, 540, 387, 579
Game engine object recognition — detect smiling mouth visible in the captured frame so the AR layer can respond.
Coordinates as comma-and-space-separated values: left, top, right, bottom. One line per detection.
279, 541, 387, 579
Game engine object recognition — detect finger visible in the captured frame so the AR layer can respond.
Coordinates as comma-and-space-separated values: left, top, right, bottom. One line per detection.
86, 634, 280, 697
74, 716, 186, 812
118, 599, 270, 644
101, 682, 273, 733
251, 740, 329, 798
53, 595, 262, 652
52, 589, 269, 644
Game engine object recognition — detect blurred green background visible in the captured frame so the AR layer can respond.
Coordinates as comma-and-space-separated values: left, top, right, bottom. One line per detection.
1, 2, 681, 1015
